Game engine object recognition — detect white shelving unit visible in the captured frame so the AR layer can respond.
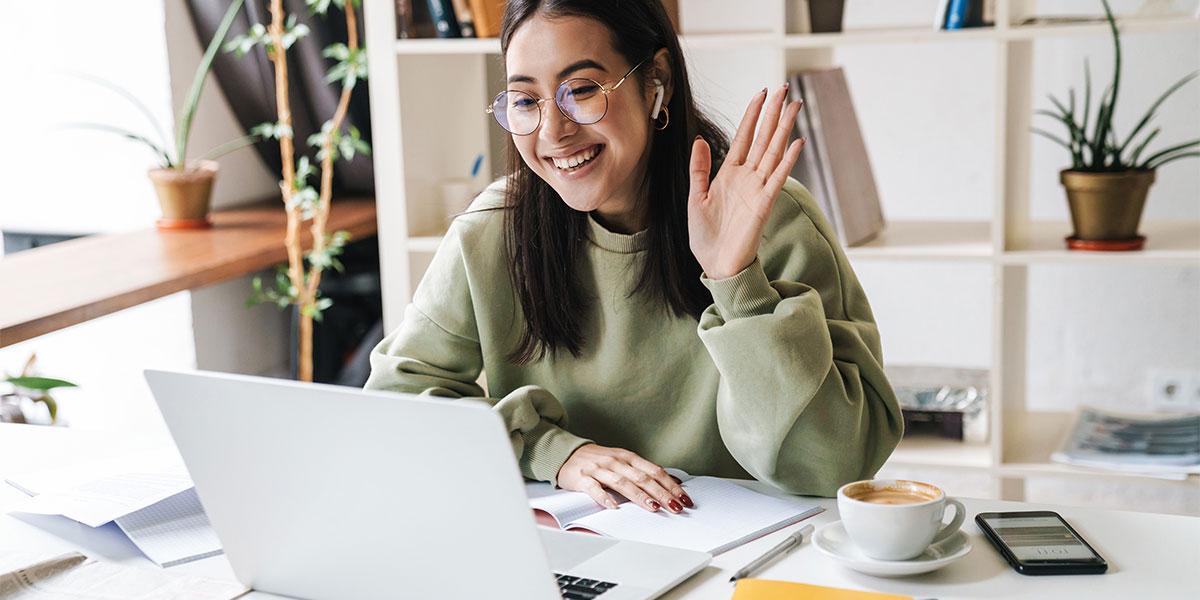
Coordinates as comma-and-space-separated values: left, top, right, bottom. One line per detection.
364, 0, 1200, 504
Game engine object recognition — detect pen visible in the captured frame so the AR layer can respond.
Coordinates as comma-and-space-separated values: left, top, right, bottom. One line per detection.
729, 524, 815, 583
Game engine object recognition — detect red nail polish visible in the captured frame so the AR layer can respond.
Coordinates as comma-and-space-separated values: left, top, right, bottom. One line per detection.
648, 499, 661, 511
668, 499, 683, 512
680, 494, 694, 508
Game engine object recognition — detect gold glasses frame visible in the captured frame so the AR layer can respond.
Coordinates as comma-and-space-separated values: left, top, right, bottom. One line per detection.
485, 57, 650, 135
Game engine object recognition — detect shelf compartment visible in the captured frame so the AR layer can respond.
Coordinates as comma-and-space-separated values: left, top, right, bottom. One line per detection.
1002, 221, 1200, 265
844, 221, 993, 262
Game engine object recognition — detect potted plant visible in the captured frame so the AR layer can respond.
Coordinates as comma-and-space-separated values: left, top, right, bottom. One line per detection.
1033, 0, 1198, 251
73, 0, 256, 230
1, 354, 78, 426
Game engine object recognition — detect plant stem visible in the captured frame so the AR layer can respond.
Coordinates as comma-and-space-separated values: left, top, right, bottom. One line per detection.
266, 0, 308, 380
305, 2, 360, 312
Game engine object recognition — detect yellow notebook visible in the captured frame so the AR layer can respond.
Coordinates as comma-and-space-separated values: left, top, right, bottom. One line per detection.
731, 579, 913, 600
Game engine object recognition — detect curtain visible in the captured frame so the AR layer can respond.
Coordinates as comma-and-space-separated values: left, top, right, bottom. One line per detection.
185, 0, 374, 194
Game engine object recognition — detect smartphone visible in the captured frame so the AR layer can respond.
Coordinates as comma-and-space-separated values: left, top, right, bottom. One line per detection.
975, 511, 1107, 575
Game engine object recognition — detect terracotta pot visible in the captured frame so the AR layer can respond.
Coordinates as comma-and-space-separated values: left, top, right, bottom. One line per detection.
148, 160, 218, 230
1060, 169, 1155, 250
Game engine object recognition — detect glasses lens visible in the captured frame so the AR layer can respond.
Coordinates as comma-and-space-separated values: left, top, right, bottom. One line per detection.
556, 79, 607, 124
492, 90, 540, 135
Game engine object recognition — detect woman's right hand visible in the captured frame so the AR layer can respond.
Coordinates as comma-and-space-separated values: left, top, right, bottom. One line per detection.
556, 443, 694, 513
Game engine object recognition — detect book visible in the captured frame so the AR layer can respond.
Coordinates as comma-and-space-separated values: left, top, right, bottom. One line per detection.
791, 0, 812, 34
934, 0, 952, 30
6, 454, 222, 567
945, 0, 972, 29
468, 0, 506, 38
788, 67, 886, 247
449, 0, 476, 37
787, 74, 837, 230
426, 0, 461, 38
732, 579, 913, 600
526, 471, 822, 556
1051, 406, 1200, 477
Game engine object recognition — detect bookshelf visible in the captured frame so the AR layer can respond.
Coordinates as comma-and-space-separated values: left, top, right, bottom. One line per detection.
364, 1, 1200, 505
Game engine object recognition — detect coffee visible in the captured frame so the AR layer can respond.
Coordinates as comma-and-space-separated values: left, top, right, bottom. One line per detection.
855, 490, 934, 505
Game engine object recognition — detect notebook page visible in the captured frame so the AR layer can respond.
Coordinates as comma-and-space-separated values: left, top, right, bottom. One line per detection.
568, 477, 822, 555
526, 482, 606, 528
115, 488, 224, 568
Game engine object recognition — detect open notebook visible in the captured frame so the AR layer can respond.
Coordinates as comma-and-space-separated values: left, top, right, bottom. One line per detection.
526, 471, 822, 555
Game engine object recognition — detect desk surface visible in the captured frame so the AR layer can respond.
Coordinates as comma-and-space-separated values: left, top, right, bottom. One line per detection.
2, 424, 1197, 600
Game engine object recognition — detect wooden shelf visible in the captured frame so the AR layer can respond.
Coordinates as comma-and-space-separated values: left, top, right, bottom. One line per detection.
0, 198, 376, 348
395, 37, 499, 55
784, 27, 997, 48
1002, 221, 1200, 265
1006, 15, 1200, 40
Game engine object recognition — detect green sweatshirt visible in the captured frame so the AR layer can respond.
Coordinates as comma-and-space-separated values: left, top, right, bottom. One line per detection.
365, 176, 903, 497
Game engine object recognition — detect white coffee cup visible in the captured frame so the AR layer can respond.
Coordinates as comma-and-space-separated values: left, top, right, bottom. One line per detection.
836, 479, 965, 561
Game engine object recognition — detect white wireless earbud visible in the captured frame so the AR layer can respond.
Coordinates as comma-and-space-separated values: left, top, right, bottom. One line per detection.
651, 78, 665, 119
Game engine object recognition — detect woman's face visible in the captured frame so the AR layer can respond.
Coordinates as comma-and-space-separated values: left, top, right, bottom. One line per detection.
504, 15, 658, 229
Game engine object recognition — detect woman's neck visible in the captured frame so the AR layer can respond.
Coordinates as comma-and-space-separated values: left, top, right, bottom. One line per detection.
590, 174, 650, 234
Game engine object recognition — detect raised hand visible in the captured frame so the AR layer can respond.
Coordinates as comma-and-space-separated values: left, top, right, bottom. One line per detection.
688, 84, 806, 280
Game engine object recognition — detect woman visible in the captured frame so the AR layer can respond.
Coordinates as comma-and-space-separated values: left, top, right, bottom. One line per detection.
366, 0, 902, 514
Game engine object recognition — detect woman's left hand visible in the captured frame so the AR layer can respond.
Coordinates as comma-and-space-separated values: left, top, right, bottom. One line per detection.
687, 84, 806, 280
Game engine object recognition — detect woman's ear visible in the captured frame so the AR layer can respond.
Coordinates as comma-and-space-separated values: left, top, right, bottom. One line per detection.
646, 47, 673, 114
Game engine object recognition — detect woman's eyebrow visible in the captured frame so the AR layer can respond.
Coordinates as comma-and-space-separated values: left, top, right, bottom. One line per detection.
507, 59, 608, 84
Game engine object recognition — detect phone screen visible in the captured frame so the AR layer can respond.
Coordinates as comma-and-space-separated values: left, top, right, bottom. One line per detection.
980, 514, 1099, 562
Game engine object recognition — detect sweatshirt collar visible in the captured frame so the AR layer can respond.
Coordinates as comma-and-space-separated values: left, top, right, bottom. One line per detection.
585, 213, 649, 253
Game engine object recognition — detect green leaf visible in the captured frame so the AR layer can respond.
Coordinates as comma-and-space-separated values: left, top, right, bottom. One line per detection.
295, 155, 316, 184
1140, 139, 1200, 169
63, 122, 174, 168
1128, 128, 1161, 166
1117, 71, 1198, 161
68, 72, 170, 155
1147, 151, 1199, 170
307, 0, 334, 15
4, 376, 78, 391
178, 0, 246, 168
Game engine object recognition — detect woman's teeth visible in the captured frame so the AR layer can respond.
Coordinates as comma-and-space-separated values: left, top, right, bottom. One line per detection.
552, 145, 601, 170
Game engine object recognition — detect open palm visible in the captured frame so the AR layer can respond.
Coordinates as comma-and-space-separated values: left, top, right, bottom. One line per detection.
688, 85, 806, 280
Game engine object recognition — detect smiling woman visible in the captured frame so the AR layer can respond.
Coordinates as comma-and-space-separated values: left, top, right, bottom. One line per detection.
366, 0, 903, 512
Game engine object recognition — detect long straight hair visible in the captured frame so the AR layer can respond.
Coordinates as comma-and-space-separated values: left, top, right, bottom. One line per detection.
499, 0, 730, 364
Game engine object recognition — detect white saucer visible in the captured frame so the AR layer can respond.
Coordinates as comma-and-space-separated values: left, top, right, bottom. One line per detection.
813, 520, 972, 577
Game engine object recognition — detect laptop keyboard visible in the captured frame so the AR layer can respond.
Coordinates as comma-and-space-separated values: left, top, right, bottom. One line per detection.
554, 573, 618, 599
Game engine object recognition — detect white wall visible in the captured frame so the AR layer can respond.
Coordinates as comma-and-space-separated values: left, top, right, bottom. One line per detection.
0, 0, 289, 437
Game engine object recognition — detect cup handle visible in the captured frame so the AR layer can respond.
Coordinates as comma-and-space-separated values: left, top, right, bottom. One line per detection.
931, 498, 965, 544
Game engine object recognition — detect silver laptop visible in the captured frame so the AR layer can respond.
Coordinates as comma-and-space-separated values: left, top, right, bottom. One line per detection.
144, 369, 710, 600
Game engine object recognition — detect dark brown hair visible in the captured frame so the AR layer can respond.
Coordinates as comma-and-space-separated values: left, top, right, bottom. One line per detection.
499, 0, 730, 364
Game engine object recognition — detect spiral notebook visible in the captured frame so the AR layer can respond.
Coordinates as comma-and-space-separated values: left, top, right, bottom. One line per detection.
526, 472, 822, 555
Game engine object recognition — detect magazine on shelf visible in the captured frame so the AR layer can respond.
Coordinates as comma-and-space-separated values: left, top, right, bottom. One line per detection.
1051, 406, 1200, 476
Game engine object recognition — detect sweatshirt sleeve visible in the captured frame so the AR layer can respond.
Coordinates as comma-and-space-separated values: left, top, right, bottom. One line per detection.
363, 202, 592, 485
695, 179, 904, 497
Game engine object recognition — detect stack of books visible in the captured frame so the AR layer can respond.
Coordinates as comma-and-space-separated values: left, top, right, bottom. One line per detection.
1051, 407, 1200, 478
397, 0, 505, 38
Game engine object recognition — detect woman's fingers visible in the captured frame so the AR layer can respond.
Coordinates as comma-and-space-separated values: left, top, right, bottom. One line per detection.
580, 477, 619, 510
590, 468, 663, 512
758, 100, 804, 176
616, 463, 682, 513
728, 88, 768, 166
745, 85, 789, 168
765, 138, 807, 199
625, 454, 691, 507
689, 136, 711, 201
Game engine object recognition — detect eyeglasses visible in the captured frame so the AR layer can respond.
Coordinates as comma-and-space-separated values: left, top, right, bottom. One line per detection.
485, 58, 648, 136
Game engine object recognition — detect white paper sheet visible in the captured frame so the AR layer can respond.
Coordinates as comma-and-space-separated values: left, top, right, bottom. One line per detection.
0, 551, 246, 599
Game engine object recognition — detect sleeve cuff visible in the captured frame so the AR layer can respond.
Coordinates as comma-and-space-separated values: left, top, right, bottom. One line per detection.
701, 258, 782, 320
520, 420, 593, 486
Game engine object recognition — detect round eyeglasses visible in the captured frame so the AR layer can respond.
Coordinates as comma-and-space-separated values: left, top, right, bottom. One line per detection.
485, 58, 648, 136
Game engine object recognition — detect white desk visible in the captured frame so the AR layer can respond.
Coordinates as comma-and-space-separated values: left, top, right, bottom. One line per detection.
2, 423, 1197, 599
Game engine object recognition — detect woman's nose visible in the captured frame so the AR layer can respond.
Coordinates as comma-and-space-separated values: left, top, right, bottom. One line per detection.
539, 101, 578, 140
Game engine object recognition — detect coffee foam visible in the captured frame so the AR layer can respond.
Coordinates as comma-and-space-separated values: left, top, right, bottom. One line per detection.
844, 480, 941, 504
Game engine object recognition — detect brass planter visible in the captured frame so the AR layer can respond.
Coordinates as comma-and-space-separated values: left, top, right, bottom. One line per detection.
1060, 169, 1154, 249
148, 160, 218, 230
